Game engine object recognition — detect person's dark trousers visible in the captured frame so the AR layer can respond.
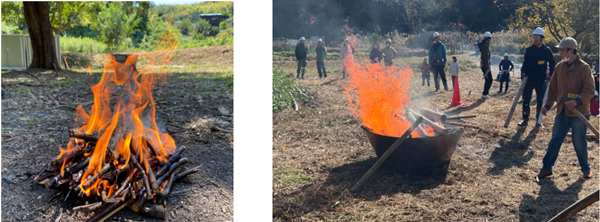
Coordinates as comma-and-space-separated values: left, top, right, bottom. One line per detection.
521, 80, 545, 120
451, 76, 456, 88
482, 70, 493, 96
433, 65, 448, 90
422, 75, 430, 86
499, 80, 509, 92
296, 59, 307, 78
317, 61, 327, 78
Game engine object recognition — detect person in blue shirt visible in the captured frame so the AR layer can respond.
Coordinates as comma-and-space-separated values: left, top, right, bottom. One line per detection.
428, 32, 448, 92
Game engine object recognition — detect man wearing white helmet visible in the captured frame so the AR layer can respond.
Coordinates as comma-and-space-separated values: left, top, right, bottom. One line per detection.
518, 27, 556, 127
295, 37, 308, 79
536, 37, 595, 181
498, 53, 514, 93
477, 31, 493, 99
340, 38, 353, 79
428, 32, 448, 92
315, 39, 327, 78
381, 38, 397, 66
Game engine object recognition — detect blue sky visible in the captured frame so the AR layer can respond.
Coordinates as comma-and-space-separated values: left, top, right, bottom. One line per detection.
152, 1, 204, 5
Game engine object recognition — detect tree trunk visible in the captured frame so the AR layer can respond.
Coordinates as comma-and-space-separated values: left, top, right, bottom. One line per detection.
23, 2, 59, 70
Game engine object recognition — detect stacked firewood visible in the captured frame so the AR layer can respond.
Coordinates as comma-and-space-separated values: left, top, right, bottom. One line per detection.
34, 129, 202, 221
405, 107, 478, 137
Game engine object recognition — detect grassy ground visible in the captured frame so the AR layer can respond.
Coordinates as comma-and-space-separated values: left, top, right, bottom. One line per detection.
273, 53, 599, 221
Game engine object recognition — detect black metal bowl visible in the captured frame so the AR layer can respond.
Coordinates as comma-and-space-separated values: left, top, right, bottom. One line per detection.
362, 126, 463, 169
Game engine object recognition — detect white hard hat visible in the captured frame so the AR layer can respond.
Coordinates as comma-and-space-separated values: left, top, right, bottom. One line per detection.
344, 38, 349, 42
533, 27, 545, 36
483, 31, 492, 38
386, 39, 391, 43
503, 53, 509, 57
299, 37, 305, 41
317, 38, 322, 42
433, 32, 439, 38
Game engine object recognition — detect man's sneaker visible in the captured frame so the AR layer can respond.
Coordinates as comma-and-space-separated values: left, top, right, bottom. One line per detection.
584, 170, 592, 179
535, 169, 553, 182
518, 120, 528, 127
481, 95, 491, 99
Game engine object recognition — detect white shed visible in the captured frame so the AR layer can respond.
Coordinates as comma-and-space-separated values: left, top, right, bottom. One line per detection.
1, 34, 61, 70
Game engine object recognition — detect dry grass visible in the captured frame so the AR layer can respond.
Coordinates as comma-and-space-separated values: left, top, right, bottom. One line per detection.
273, 53, 599, 221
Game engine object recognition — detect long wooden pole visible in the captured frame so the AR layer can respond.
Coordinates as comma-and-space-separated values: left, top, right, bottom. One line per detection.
408, 109, 447, 134
537, 81, 550, 125
570, 108, 599, 139
547, 190, 599, 222
504, 76, 528, 128
405, 110, 428, 137
350, 117, 423, 192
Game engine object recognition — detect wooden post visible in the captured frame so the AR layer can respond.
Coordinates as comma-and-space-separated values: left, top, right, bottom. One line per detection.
537, 81, 550, 125
408, 109, 447, 134
570, 108, 599, 139
504, 76, 528, 128
444, 121, 479, 129
405, 110, 428, 137
446, 115, 476, 120
547, 190, 599, 222
419, 108, 447, 122
350, 117, 423, 192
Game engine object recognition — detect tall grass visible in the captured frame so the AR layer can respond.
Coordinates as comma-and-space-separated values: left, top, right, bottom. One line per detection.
273, 65, 312, 111
60, 36, 107, 54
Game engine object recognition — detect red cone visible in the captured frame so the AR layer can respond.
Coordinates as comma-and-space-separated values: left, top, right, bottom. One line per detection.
449, 76, 466, 106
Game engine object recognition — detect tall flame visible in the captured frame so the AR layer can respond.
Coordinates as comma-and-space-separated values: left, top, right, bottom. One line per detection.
57, 30, 179, 197
343, 59, 434, 138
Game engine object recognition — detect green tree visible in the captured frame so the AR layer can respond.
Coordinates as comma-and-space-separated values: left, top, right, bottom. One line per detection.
179, 18, 193, 36
194, 19, 213, 37
91, 2, 141, 52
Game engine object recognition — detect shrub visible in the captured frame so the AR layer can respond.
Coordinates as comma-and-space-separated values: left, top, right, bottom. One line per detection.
60, 36, 107, 54
272, 64, 312, 111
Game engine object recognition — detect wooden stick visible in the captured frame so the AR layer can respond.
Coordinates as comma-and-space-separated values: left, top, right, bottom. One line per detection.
419, 108, 447, 122
547, 189, 599, 222
407, 109, 447, 134
444, 121, 479, 129
69, 129, 99, 142
129, 155, 153, 200
446, 115, 476, 120
537, 81, 550, 125
158, 168, 181, 202
405, 110, 428, 137
155, 146, 186, 177
175, 164, 204, 181
139, 154, 159, 194
72, 202, 102, 211
131, 193, 147, 213
570, 108, 600, 139
157, 158, 189, 185
351, 117, 423, 192
504, 76, 528, 128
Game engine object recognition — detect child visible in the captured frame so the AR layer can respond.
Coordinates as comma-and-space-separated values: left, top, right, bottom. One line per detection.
420, 58, 430, 86
450, 56, 459, 88
591, 91, 599, 116
498, 53, 514, 93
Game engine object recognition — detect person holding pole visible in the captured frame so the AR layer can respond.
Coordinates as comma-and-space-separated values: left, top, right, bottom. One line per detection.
536, 37, 595, 181
518, 27, 555, 127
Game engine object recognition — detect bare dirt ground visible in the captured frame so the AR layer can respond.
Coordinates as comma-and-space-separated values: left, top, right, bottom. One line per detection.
1, 46, 233, 222
273, 53, 599, 221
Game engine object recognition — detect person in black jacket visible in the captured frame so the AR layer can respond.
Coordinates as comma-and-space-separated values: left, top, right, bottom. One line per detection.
478, 32, 493, 99
315, 39, 327, 78
518, 27, 556, 127
369, 42, 382, 64
295, 37, 308, 79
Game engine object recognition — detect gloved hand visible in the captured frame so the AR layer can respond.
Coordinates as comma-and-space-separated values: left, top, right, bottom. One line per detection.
565, 100, 577, 110
521, 72, 527, 79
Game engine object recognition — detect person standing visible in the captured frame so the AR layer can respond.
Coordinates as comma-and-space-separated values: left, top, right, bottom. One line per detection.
536, 37, 595, 181
315, 39, 327, 78
369, 42, 382, 64
449, 56, 459, 88
477, 31, 493, 99
429, 32, 448, 92
381, 39, 397, 66
498, 53, 514, 93
295, 37, 308, 79
519, 27, 556, 127
420, 58, 430, 87
340, 38, 353, 79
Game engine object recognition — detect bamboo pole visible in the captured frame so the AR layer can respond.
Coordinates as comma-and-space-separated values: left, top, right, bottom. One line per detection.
407, 109, 447, 134
570, 108, 599, 139
504, 76, 528, 128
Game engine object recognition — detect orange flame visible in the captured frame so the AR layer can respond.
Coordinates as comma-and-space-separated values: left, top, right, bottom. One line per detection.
343, 59, 433, 138
56, 30, 179, 197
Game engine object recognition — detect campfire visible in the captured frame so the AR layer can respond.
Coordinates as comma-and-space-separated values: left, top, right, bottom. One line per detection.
33, 39, 202, 221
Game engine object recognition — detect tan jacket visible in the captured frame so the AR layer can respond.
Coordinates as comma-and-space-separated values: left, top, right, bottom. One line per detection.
544, 55, 595, 116
381, 47, 397, 64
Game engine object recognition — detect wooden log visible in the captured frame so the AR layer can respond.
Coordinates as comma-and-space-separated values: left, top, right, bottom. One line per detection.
158, 168, 181, 202
570, 108, 600, 139
157, 158, 189, 185
419, 108, 447, 122
351, 117, 423, 192
445, 115, 476, 120
82, 163, 113, 190
175, 164, 204, 182
547, 189, 599, 222
86, 201, 125, 222
69, 129, 99, 142
504, 76, 528, 128
129, 155, 154, 199
72, 202, 102, 211
536, 81, 550, 125
407, 109, 447, 135
65, 156, 90, 174
131, 193, 147, 213
444, 121, 479, 129
155, 146, 186, 177
405, 110, 428, 137
138, 153, 159, 194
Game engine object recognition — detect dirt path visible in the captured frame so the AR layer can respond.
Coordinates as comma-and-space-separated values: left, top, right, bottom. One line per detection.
273, 54, 599, 221
2, 47, 233, 222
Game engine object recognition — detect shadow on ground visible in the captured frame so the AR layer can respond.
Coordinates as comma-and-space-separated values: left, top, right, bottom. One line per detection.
519, 179, 585, 221
488, 127, 538, 175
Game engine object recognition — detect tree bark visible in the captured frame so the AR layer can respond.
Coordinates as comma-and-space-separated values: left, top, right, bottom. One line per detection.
23, 2, 60, 70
